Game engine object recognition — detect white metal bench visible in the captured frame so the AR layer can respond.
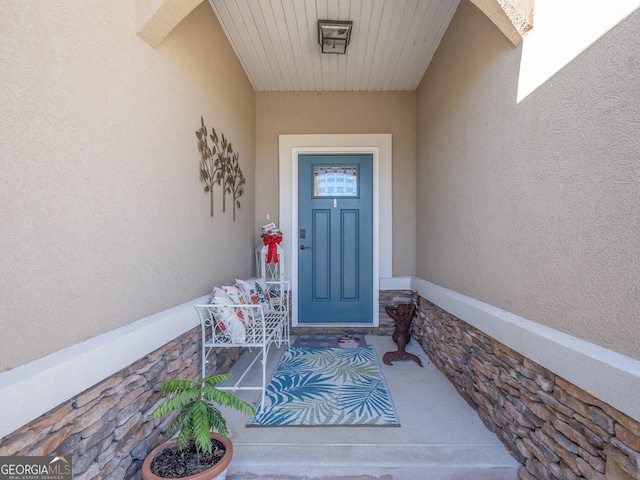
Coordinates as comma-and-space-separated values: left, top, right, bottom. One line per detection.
194, 281, 290, 410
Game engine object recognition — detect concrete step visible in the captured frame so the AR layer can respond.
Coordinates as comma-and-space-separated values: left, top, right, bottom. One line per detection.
228, 443, 520, 479
229, 466, 518, 480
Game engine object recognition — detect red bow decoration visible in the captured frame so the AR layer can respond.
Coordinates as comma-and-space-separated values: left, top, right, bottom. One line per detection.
262, 234, 282, 263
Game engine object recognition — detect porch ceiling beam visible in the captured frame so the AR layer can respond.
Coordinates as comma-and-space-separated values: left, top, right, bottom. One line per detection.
136, 0, 203, 48
468, 0, 534, 46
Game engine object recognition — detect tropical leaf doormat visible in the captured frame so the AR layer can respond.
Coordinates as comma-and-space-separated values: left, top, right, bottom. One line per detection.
247, 346, 400, 426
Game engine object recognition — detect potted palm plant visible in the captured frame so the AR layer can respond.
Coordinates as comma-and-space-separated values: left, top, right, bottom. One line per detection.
142, 373, 255, 480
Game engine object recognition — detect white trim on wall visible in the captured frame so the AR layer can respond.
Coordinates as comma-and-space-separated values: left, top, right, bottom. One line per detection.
278, 134, 393, 327
0, 295, 206, 439
1, 278, 639, 440
407, 277, 640, 423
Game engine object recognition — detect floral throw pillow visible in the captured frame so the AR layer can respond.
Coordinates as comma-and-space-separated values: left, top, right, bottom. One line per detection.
209, 289, 246, 343
221, 285, 243, 304
235, 279, 259, 305
232, 283, 251, 305
254, 278, 271, 307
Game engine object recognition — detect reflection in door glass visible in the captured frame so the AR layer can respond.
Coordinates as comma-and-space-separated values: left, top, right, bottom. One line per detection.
313, 166, 358, 197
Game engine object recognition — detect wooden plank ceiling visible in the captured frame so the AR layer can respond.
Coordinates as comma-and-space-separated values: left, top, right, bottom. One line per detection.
208, 0, 461, 92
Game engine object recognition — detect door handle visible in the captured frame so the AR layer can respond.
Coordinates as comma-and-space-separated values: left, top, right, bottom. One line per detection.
300, 244, 311, 250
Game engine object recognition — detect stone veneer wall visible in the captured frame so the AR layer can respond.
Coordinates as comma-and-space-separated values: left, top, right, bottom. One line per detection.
290, 289, 417, 337
0, 327, 244, 480
0, 290, 417, 480
412, 296, 640, 480
0, 290, 414, 479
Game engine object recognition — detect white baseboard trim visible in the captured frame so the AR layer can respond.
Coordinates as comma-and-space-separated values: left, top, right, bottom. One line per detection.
409, 278, 640, 423
0, 295, 207, 439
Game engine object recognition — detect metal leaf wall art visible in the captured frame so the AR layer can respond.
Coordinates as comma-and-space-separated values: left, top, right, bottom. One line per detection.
226, 151, 245, 221
195, 116, 245, 220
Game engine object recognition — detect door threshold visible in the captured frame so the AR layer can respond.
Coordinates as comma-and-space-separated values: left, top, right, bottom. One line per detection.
294, 322, 375, 328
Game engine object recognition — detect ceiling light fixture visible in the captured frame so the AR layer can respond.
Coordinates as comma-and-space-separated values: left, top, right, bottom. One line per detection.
317, 20, 353, 55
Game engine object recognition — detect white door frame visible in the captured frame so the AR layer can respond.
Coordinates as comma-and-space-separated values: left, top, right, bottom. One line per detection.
278, 134, 393, 327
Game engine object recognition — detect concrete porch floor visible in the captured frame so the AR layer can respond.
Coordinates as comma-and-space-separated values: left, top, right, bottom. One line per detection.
219, 335, 520, 480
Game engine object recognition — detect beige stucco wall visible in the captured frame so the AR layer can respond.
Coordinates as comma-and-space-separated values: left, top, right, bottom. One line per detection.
0, 1, 255, 371
416, 1, 640, 359
256, 91, 416, 276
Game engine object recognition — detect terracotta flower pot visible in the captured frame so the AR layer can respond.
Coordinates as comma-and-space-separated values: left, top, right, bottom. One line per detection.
142, 433, 233, 480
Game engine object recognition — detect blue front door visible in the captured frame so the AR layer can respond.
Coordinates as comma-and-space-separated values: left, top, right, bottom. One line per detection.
298, 154, 373, 323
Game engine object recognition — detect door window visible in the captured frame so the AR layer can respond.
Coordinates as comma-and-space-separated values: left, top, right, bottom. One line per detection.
313, 165, 359, 197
